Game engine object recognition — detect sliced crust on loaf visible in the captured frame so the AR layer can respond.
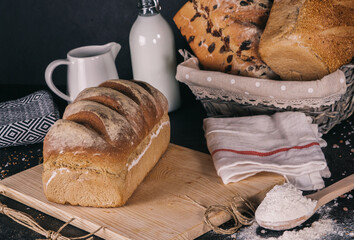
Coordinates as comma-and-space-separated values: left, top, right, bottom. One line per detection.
132, 80, 168, 114
63, 100, 139, 148
75, 87, 149, 138
99, 80, 159, 129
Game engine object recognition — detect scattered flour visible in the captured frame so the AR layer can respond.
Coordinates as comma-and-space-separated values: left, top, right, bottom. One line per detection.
233, 200, 352, 240
255, 183, 317, 224
236, 219, 334, 240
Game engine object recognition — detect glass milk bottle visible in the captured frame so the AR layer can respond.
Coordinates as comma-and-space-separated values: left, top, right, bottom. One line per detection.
129, 0, 181, 112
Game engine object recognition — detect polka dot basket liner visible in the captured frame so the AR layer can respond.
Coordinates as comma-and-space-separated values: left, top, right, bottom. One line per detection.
176, 50, 354, 134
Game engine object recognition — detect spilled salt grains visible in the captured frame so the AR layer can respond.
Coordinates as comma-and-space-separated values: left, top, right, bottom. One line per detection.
255, 183, 317, 224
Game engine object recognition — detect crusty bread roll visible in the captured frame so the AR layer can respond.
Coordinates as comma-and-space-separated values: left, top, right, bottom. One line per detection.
174, 0, 278, 79
259, 0, 354, 81
42, 80, 170, 207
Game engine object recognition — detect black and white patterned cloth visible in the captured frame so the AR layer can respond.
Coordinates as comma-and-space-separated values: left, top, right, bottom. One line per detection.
0, 91, 59, 148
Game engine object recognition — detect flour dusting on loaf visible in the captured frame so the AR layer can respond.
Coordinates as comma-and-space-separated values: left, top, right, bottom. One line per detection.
43, 79, 170, 208
75, 87, 149, 138
64, 100, 138, 147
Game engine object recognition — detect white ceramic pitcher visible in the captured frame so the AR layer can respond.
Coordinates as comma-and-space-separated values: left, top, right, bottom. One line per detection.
45, 42, 121, 102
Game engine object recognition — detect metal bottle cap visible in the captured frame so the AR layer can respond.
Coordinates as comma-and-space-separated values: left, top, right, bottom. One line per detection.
138, 0, 161, 16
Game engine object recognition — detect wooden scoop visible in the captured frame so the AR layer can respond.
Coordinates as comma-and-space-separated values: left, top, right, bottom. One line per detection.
256, 174, 354, 231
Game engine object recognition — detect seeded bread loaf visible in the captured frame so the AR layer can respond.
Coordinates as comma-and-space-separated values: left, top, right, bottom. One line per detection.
42, 79, 170, 207
259, 0, 354, 81
174, 0, 278, 79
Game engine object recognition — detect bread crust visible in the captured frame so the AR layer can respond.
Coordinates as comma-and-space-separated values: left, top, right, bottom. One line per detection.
43, 115, 170, 207
42, 80, 170, 207
174, 0, 277, 79
259, 0, 354, 81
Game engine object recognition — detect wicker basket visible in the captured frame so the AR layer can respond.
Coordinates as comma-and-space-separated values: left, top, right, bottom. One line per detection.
177, 54, 353, 134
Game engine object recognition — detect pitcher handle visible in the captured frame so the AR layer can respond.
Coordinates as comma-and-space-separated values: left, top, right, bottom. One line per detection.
45, 59, 72, 102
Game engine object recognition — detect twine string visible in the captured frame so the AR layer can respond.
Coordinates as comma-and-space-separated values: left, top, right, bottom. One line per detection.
0, 201, 102, 240
1, 190, 254, 238
178, 49, 196, 61
230, 195, 255, 226
184, 193, 256, 235
204, 204, 242, 235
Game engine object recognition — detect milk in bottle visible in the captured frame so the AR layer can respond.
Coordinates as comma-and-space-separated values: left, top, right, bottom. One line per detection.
129, 0, 181, 112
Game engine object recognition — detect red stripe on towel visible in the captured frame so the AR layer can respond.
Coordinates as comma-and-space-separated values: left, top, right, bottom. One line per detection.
211, 142, 320, 157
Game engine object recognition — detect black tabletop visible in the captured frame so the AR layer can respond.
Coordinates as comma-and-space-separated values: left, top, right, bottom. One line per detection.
0, 84, 353, 240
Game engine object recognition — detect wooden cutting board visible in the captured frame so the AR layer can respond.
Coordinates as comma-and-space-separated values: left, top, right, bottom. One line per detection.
0, 144, 284, 240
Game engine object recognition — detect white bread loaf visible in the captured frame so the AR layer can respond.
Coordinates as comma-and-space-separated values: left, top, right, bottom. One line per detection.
42, 80, 170, 207
259, 0, 354, 81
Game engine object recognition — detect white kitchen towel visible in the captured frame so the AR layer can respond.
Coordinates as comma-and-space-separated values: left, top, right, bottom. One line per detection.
203, 112, 331, 190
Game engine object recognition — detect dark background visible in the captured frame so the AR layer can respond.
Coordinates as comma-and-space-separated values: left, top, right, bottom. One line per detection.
0, 2, 353, 239
0, 0, 189, 86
